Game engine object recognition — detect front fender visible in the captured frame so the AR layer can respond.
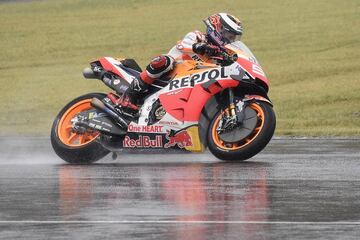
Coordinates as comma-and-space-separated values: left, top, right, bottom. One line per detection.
243, 94, 273, 106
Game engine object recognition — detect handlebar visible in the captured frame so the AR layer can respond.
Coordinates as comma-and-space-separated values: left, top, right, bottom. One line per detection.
212, 51, 238, 66
221, 51, 238, 62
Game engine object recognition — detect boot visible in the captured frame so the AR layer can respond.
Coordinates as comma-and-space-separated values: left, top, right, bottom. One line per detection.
116, 78, 149, 111
112, 55, 174, 111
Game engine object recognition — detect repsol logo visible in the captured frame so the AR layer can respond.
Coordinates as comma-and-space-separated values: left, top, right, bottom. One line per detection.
169, 67, 229, 90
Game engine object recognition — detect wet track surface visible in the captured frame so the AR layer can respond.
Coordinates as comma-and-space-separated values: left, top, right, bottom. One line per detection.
0, 137, 359, 239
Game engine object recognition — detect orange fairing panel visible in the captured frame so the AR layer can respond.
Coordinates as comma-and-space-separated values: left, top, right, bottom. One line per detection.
159, 61, 241, 122
159, 79, 239, 122
159, 88, 193, 121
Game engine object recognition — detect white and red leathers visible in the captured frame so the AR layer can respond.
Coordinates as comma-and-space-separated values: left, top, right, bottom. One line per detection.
113, 13, 243, 114
141, 30, 213, 85
117, 30, 217, 110
168, 30, 208, 62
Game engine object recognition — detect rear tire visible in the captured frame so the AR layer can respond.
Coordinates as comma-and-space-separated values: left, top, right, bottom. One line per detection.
208, 101, 276, 161
50, 93, 110, 164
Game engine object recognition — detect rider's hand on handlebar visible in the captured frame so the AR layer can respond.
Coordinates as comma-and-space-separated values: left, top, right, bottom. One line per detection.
192, 42, 237, 65
204, 44, 221, 56
216, 51, 238, 66
193, 43, 221, 57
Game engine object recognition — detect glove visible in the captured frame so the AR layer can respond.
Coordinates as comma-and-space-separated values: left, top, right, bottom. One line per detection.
205, 44, 221, 56
192, 43, 221, 56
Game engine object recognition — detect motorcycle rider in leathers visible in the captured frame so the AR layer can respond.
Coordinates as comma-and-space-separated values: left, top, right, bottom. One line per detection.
115, 13, 243, 112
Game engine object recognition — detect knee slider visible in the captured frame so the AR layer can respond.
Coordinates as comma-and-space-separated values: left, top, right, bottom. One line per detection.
146, 55, 174, 78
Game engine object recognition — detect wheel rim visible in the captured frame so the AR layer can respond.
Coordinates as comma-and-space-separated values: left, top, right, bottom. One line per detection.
57, 99, 99, 147
211, 103, 265, 150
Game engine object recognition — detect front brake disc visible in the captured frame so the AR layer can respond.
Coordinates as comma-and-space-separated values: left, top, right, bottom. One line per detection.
218, 107, 258, 143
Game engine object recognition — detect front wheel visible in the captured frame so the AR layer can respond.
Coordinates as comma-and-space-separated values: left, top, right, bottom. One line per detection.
50, 93, 110, 164
208, 101, 276, 161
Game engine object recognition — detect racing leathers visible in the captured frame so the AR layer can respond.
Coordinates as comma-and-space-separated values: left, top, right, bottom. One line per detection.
117, 30, 221, 111
168, 30, 221, 62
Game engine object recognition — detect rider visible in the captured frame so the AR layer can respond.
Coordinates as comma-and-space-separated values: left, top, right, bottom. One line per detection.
115, 13, 243, 111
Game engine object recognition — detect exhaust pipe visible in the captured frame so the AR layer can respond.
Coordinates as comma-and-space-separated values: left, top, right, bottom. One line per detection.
91, 98, 129, 129
82, 67, 100, 79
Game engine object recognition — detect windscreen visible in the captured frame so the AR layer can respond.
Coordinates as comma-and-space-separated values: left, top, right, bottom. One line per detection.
228, 41, 259, 64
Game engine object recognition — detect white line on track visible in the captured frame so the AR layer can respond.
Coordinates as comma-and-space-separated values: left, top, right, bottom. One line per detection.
0, 221, 360, 225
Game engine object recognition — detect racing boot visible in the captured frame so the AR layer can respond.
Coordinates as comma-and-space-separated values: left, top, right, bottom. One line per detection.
116, 77, 149, 112
115, 55, 175, 111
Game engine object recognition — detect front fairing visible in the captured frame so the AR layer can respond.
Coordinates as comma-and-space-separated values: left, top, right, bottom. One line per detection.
225, 41, 269, 86
226, 41, 259, 64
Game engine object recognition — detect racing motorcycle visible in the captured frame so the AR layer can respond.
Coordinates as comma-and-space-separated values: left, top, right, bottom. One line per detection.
51, 41, 276, 163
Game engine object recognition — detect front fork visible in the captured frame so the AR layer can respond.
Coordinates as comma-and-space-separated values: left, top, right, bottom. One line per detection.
217, 88, 239, 132
218, 88, 248, 132
227, 88, 247, 120
227, 87, 236, 118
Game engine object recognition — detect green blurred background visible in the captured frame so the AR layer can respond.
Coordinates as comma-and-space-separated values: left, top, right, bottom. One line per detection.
0, 0, 359, 136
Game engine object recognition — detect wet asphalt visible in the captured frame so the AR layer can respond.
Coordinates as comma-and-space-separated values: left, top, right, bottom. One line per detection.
0, 137, 359, 240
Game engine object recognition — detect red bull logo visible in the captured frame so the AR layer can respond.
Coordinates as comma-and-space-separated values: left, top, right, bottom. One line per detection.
123, 135, 162, 148
165, 130, 193, 148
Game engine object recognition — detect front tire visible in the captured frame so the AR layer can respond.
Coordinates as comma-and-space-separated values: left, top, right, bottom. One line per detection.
50, 93, 110, 164
208, 101, 276, 161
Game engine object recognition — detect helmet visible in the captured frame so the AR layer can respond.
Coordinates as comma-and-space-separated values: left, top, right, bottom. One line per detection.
204, 13, 243, 46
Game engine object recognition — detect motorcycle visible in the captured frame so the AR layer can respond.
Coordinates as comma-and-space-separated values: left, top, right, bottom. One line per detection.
50, 41, 276, 163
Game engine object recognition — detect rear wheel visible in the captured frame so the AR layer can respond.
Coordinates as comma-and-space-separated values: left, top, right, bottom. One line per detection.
208, 101, 276, 161
50, 93, 110, 164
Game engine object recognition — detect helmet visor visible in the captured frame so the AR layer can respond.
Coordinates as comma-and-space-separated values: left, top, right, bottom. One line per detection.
221, 28, 242, 43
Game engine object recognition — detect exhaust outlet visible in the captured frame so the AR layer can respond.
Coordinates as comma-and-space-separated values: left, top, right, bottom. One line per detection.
83, 68, 99, 79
